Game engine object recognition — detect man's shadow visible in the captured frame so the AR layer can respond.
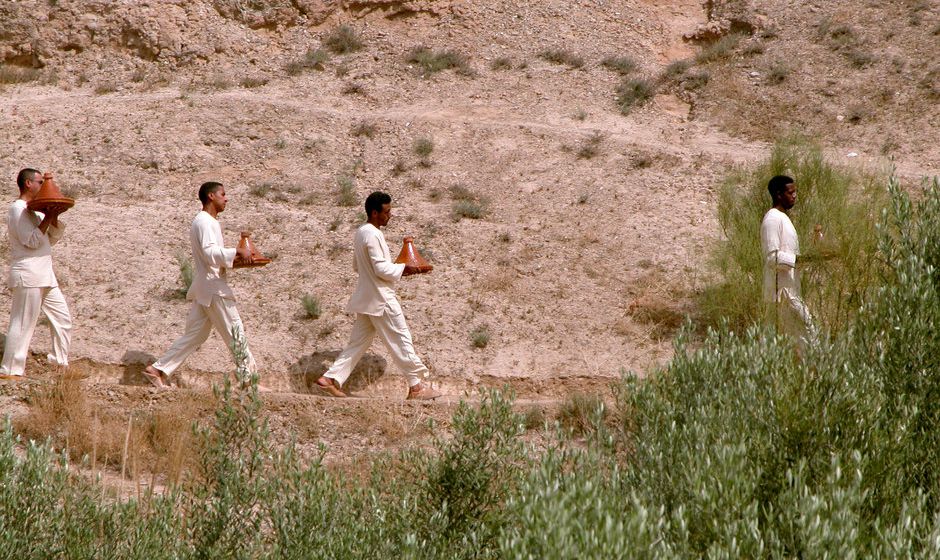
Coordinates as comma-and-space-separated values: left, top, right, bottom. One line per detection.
289, 351, 387, 394
120, 350, 157, 386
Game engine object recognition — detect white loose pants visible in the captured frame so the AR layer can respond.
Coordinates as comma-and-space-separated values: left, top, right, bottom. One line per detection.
324, 307, 428, 388
775, 288, 817, 356
153, 295, 256, 377
0, 286, 71, 376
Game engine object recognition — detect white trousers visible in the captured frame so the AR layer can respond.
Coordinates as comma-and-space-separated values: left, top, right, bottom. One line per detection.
0, 286, 71, 376
153, 296, 256, 377
775, 288, 816, 355
324, 308, 428, 388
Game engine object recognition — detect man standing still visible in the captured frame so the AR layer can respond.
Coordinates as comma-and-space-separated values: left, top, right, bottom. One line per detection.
316, 191, 441, 400
143, 182, 257, 388
760, 175, 815, 353
0, 169, 71, 379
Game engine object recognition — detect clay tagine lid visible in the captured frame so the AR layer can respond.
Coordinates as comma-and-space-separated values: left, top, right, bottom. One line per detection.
232, 231, 272, 269
395, 236, 433, 274
26, 172, 75, 215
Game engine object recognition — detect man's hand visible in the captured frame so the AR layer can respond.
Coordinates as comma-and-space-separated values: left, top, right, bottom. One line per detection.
37, 209, 60, 234
402, 264, 420, 276
236, 245, 254, 264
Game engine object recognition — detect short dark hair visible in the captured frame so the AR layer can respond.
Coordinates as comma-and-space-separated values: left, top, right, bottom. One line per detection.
768, 175, 794, 201
16, 168, 41, 193
365, 191, 391, 217
198, 181, 224, 204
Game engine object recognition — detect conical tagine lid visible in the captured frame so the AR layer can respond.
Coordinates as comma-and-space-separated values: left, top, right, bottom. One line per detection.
27, 172, 74, 214
395, 236, 433, 273
233, 231, 272, 268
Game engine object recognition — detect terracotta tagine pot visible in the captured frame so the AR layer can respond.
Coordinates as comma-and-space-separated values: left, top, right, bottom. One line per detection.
395, 236, 433, 274
232, 231, 271, 268
27, 172, 74, 215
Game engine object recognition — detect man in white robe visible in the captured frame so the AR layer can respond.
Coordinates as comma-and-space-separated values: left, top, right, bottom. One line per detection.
315, 191, 441, 400
760, 175, 815, 353
0, 168, 71, 379
143, 181, 256, 388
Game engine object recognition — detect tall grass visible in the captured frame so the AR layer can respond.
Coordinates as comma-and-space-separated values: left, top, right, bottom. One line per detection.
698, 137, 886, 334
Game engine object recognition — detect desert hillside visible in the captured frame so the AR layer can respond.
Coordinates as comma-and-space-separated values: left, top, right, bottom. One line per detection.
0, 0, 937, 463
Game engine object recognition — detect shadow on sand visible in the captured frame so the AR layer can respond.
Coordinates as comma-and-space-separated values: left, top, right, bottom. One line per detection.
288, 351, 387, 394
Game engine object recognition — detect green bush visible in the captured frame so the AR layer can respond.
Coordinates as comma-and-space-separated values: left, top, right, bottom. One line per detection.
697, 137, 885, 334
285, 48, 329, 75
176, 254, 193, 297
301, 295, 321, 319
336, 175, 357, 207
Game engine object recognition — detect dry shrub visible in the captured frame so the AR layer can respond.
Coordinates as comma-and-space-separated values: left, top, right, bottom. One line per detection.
601, 56, 637, 75
323, 25, 364, 55
616, 78, 655, 114
522, 406, 546, 431
146, 394, 212, 484
357, 403, 431, 444
475, 269, 515, 292
626, 271, 688, 341
0, 64, 41, 85
556, 392, 607, 436
15, 376, 210, 483
538, 49, 584, 69
14, 376, 142, 470
406, 47, 474, 77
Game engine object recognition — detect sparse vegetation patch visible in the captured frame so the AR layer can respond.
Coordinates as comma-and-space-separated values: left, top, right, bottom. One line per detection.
323, 25, 364, 55
336, 175, 357, 207
285, 48, 329, 75
538, 49, 584, 69
0, 64, 41, 85
601, 56, 637, 75
694, 33, 743, 64
616, 78, 655, 114
301, 295, 322, 319
406, 47, 474, 77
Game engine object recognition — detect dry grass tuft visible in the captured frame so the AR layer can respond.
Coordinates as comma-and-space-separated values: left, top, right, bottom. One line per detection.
601, 56, 638, 75
406, 47, 474, 77
556, 392, 606, 436
475, 269, 516, 292
0, 64, 41, 85
14, 375, 210, 484
626, 270, 689, 341
616, 78, 655, 114
538, 49, 584, 69
323, 25, 364, 55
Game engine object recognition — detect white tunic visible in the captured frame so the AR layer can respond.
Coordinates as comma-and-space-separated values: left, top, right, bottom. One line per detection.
760, 208, 800, 303
6, 199, 65, 288
346, 223, 405, 316
187, 211, 236, 306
